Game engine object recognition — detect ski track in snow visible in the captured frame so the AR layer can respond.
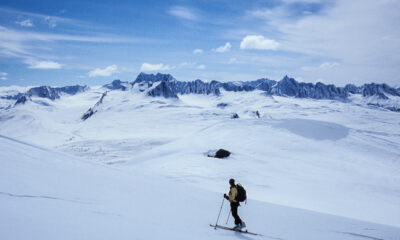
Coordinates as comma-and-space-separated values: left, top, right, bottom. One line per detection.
0, 191, 91, 204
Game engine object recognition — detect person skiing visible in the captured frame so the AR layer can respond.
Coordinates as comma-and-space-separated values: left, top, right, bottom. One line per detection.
224, 178, 246, 229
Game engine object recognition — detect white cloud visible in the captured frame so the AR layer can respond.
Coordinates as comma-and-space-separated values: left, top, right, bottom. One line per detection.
240, 35, 280, 50
0, 26, 140, 44
178, 62, 205, 70
180, 62, 193, 67
0, 26, 147, 69
228, 58, 237, 64
168, 6, 198, 21
0, 7, 85, 28
319, 62, 339, 69
0, 72, 6, 80
301, 62, 339, 71
193, 49, 203, 54
140, 63, 171, 72
88, 65, 118, 77
27, 60, 62, 69
246, 0, 400, 85
214, 42, 231, 53
196, 64, 206, 70
16, 19, 34, 27
45, 16, 57, 28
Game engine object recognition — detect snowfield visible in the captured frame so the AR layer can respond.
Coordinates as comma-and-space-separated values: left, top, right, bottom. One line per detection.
1, 85, 400, 240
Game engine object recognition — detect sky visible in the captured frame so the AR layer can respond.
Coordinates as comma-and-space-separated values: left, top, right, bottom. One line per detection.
0, 0, 399, 87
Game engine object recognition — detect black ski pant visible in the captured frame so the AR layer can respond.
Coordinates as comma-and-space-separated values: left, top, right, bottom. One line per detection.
230, 202, 242, 225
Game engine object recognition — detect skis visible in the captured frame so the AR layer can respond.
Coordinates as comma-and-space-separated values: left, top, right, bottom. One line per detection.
210, 224, 261, 236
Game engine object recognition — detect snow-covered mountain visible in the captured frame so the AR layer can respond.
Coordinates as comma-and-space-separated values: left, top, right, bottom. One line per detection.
3, 73, 399, 112
26, 85, 88, 100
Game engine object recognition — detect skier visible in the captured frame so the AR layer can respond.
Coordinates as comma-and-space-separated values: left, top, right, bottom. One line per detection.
224, 178, 246, 230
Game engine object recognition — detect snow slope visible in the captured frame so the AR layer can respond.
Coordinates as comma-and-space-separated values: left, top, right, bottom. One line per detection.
1, 135, 400, 240
0, 85, 400, 239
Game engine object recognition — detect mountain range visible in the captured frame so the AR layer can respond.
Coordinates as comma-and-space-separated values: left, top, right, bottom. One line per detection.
3, 73, 400, 112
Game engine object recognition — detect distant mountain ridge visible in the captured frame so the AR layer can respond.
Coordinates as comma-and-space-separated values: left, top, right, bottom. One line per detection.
4, 73, 400, 112
6, 85, 88, 103
125, 73, 400, 103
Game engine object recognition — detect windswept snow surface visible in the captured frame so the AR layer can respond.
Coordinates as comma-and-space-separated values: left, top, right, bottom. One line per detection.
1, 87, 400, 239
1, 135, 399, 240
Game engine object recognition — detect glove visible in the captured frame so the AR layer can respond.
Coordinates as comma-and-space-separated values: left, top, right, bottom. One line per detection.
224, 194, 228, 200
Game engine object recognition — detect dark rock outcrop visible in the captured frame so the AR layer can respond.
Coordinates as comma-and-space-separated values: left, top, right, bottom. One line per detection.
217, 103, 229, 109
207, 149, 231, 158
215, 149, 231, 158
103, 79, 129, 91
231, 113, 239, 119
360, 83, 400, 99
27, 86, 59, 100
134, 72, 176, 84
27, 85, 88, 100
0, 93, 24, 100
172, 79, 221, 95
81, 91, 108, 121
14, 95, 31, 106
147, 81, 178, 99
132, 73, 220, 98
220, 78, 276, 92
344, 84, 361, 94
270, 76, 348, 99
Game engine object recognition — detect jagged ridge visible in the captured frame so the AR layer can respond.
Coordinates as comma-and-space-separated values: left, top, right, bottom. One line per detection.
6, 73, 400, 113
129, 73, 400, 101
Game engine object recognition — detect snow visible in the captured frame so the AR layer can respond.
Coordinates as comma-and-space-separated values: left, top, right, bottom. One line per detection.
1, 86, 400, 239
1, 134, 400, 240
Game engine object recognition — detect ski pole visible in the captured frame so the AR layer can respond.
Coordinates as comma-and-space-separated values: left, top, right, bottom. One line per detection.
214, 196, 225, 229
226, 209, 231, 224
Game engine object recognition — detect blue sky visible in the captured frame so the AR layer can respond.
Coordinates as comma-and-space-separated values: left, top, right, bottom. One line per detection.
0, 0, 399, 86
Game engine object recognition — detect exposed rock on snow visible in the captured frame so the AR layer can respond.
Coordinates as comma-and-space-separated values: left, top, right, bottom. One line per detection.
270, 76, 348, 99
103, 79, 130, 91
132, 73, 220, 97
215, 149, 231, 158
14, 95, 31, 106
361, 83, 400, 99
217, 103, 229, 109
27, 85, 88, 100
231, 113, 239, 119
220, 78, 275, 92
0, 92, 24, 100
172, 79, 221, 95
133, 72, 176, 84
207, 149, 231, 158
81, 91, 108, 120
146, 81, 178, 99
2, 85, 88, 103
